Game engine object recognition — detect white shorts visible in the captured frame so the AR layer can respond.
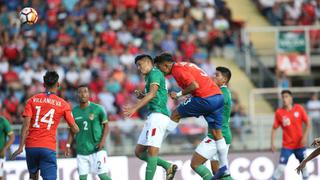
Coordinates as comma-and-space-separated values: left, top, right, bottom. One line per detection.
77, 150, 108, 175
0, 158, 4, 177
195, 136, 230, 161
137, 113, 171, 148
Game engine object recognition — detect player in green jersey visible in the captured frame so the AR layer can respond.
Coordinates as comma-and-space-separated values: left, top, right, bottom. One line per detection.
192, 66, 232, 180
123, 54, 178, 180
0, 116, 14, 180
65, 85, 111, 180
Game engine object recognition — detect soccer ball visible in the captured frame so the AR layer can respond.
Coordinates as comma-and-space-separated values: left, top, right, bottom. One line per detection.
19, 7, 38, 25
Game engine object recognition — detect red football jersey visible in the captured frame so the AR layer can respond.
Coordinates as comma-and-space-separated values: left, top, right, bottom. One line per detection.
273, 104, 309, 149
171, 62, 221, 98
23, 93, 75, 151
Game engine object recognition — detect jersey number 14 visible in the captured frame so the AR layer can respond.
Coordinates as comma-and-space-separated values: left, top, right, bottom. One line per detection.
33, 106, 55, 130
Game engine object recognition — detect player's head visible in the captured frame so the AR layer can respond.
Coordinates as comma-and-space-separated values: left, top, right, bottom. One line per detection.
154, 52, 174, 75
135, 54, 153, 75
215, 66, 232, 86
281, 90, 293, 107
78, 85, 90, 103
43, 71, 59, 90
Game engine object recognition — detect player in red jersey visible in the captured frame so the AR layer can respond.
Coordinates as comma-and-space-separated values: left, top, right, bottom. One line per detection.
10, 71, 79, 180
271, 90, 311, 180
154, 53, 229, 179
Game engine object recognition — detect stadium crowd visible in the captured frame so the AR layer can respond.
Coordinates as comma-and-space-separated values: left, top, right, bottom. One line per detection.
0, 0, 244, 124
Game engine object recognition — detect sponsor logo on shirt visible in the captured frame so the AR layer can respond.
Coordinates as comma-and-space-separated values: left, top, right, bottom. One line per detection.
89, 113, 94, 120
282, 116, 291, 127
294, 112, 300, 118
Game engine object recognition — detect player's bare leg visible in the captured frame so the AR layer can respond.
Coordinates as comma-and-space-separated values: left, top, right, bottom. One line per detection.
30, 171, 39, 180
191, 152, 212, 180
170, 109, 181, 123
210, 129, 229, 180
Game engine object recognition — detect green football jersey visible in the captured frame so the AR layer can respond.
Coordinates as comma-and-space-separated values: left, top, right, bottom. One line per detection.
72, 102, 108, 155
0, 116, 13, 150
145, 68, 169, 116
208, 86, 232, 144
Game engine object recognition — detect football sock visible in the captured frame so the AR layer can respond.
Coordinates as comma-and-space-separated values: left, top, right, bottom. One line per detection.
302, 168, 309, 180
194, 165, 212, 180
216, 138, 229, 173
98, 173, 112, 180
272, 164, 285, 180
79, 175, 87, 180
146, 156, 158, 180
139, 151, 171, 170
157, 157, 171, 170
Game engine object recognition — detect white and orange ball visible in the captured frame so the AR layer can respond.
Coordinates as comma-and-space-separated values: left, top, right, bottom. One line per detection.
19, 7, 38, 25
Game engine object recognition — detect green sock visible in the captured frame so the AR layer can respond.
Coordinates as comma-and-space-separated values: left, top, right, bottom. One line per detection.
220, 175, 233, 180
80, 175, 88, 180
146, 156, 158, 180
98, 173, 112, 180
195, 165, 213, 180
139, 152, 171, 170
157, 157, 171, 170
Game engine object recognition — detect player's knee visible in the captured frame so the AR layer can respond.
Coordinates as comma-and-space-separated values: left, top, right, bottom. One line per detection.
170, 110, 181, 123
190, 162, 199, 170
134, 149, 141, 159
211, 160, 219, 173
209, 129, 223, 140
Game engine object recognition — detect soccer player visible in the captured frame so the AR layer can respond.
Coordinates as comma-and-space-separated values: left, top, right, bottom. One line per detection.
191, 66, 233, 180
154, 53, 229, 179
123, 54, 177, 180
0, 116, 15, 180
10, 71, 79, 180
65, 85, 111, 180
210, 67, 233, 180
271, 90, 311, 180
296, 137, 320, 174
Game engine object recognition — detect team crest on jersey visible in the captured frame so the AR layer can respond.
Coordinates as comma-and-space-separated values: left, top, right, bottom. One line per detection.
89, 113, 94, 120
294, 112, 300, 118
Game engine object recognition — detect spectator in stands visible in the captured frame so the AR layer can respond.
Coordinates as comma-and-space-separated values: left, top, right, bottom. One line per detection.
276, 71, 291, 89
307, 93, 320, 137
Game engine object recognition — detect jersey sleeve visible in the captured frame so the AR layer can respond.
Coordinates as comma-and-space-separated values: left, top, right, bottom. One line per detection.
3, 118, 13, 136
99, 105, 108, 124
273, 111, 281, 128
22, 98, 33, 117
149, 70, 161, 86
172, 67, 195, 87
64, 103, 76, 126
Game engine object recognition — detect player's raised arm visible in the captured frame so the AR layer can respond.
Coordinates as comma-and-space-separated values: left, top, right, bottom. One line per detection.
10, 116, 31, 160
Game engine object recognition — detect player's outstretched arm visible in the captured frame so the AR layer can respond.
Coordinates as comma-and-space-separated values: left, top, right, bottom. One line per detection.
123, 84, 159, 117
296, 147, 320, 174
10, 117, 31, 160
